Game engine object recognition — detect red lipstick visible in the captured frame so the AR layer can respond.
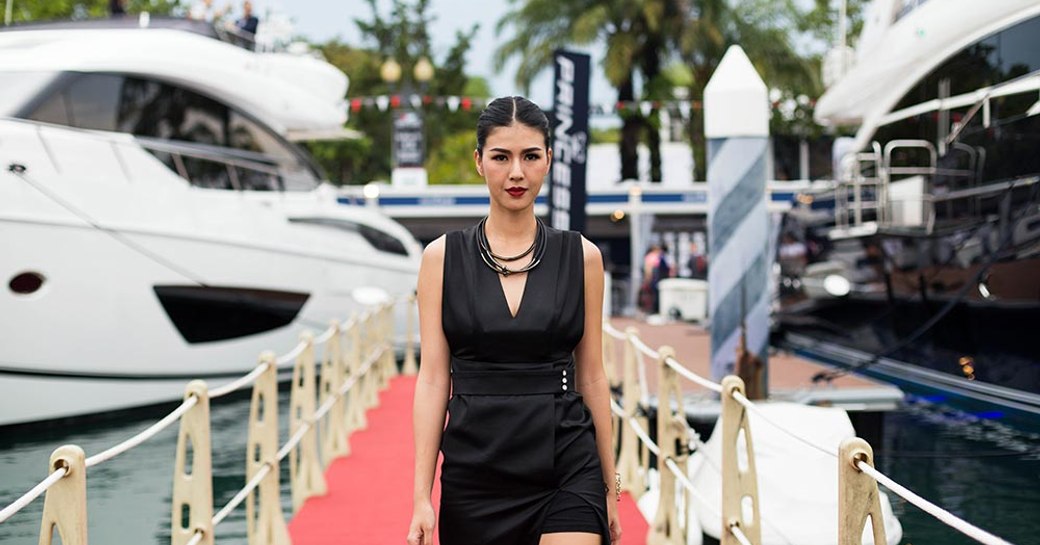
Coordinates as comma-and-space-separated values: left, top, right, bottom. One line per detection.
506, 187, 527, 198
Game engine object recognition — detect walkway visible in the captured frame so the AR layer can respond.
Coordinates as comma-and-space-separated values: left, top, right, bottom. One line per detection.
289, 375, 650, 545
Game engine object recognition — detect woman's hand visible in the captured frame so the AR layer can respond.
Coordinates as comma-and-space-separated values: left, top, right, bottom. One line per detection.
406, 500, 436, 545
608, 498, 622, 544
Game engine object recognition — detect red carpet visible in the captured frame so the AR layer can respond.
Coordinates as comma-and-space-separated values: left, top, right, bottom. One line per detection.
290, 375, 649, 544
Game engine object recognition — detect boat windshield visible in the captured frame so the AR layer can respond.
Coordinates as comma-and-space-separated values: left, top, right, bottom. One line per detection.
0, 71, 59, 116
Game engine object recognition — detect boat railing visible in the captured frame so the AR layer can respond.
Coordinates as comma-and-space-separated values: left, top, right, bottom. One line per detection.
601, 321, 1018, 545
0, 293, 421, 545
835, 141, 884, 230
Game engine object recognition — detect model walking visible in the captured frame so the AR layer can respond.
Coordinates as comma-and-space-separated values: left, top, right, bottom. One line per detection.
407, 96, 621, 545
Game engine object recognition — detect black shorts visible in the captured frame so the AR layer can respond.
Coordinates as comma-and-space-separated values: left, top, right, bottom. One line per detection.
541, 491, 603, 535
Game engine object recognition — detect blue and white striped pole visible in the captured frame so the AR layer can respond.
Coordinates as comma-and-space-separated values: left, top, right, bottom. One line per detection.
705, 45, 771, 381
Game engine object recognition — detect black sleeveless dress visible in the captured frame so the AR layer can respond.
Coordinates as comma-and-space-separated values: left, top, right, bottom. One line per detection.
439, 223, 609, 545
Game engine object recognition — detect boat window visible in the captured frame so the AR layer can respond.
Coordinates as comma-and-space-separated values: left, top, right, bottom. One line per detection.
892, 15, 1040, 112
28, 73, 122, 131
233, 165, 281, 191
21, 71, 321, 191
181, 156, 233, 190
229, 110, 320, 191
119, 77, 227, 146
0, 72, 60, 116
875, 14, 1040, 183
289, 218, 410, 256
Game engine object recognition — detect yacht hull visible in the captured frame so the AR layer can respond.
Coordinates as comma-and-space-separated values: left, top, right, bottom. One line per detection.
0, 217, 415, 427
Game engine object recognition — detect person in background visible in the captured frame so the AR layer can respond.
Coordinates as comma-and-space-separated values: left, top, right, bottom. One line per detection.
188, 0, 227, 23
109, 0, 127, 17
686, 240, 707, 280
234, 0, 258, 35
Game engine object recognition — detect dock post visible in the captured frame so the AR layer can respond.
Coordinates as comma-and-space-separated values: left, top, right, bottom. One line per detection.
246, 353, 290, 545
171, 380, 214, 545
720, 376, 761, 545
320, 321, 350, 464
289, 332, 327, 512
348, 314, 369, 430
38, 445, 87, 545
402, 293, 419, 375
615, 327, 646, 499
381, 303, 396, 384
649, 346, 685, 545
361, 312, 380, 410
705, 46, 771, 384
838, 438, 888, 545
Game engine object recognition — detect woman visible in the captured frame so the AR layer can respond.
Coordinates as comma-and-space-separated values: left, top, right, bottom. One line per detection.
407, 96, 621, 545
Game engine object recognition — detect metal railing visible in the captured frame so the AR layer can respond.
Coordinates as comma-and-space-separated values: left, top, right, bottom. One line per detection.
602, 322, 1016, 545
0, 293, 420, 545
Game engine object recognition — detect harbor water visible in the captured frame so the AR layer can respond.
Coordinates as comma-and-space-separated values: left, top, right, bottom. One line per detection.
1, 390, 1038, 544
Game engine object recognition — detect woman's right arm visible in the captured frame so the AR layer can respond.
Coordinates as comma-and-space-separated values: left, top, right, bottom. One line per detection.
408, 236, 451, 545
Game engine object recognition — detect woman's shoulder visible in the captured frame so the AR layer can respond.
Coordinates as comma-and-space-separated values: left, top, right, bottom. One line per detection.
420, 235, 447, 266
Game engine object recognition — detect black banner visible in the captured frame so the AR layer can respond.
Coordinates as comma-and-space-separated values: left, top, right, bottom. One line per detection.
392, 110, 424, 168
549, 50, 590, 233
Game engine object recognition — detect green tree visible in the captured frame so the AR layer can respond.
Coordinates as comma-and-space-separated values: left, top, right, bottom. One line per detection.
5, 0, 181, 22
674, 0, 818, 179
303, 1, 485, 185
341, 0, 482, 185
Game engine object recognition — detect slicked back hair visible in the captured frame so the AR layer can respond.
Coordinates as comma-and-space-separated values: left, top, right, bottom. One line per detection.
475, 96, 551, 157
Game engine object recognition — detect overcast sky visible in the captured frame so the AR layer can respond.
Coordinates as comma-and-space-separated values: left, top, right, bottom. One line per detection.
246, 0, 613, 108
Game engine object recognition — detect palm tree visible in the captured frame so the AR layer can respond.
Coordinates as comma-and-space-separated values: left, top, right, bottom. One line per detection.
496, 0, 679, 182
498, 0, 821, 182
676, 0, 819, 179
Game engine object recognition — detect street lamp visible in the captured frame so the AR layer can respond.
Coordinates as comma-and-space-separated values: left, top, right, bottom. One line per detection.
381, 55, 434, 188
380, 58, 402, 86
413, 56, 434, 87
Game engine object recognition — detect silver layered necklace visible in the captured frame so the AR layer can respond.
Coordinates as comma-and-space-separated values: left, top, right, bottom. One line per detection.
476, 216, 547, 276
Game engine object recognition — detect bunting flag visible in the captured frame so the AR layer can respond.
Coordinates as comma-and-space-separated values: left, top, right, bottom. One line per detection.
342, 94, 814, 117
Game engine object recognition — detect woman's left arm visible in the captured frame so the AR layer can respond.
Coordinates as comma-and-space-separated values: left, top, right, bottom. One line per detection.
574, 237, 621, 541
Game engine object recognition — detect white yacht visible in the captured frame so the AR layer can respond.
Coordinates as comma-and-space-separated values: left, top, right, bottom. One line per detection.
0, 18, 420, 426
778, 0, 1040, 427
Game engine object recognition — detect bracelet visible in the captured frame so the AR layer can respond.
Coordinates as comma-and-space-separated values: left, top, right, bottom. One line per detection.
605, 473, 621, 502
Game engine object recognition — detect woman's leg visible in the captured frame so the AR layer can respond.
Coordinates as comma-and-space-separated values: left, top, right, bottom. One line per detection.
539, 532, 601, 545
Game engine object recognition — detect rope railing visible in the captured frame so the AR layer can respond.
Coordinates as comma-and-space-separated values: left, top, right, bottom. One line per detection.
0, 293, 419, 545
601, 320, 1017, 545
855, 461, 1014, 545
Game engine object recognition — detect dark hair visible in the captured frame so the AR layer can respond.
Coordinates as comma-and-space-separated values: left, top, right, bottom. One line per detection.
475, 96, 550, 156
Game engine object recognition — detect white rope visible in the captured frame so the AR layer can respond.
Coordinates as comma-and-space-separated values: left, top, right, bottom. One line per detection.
0, 467, 67, 523
85, 396, 199, 468
856, 461, 1015, 545
210, 361, 270, 399
277, 421, 311, 462
729, 524, 755, 545
630, 334, 659, 360
602, 322, 626, 340
276, 340, 309, 366
183, 529, 205, 545
211, 462, 272, 526
313, 324, 337, 345
664, 356, 723, 393
610, 399, 660, 456
279, 346, 383, 462
732, 391, 838, 458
